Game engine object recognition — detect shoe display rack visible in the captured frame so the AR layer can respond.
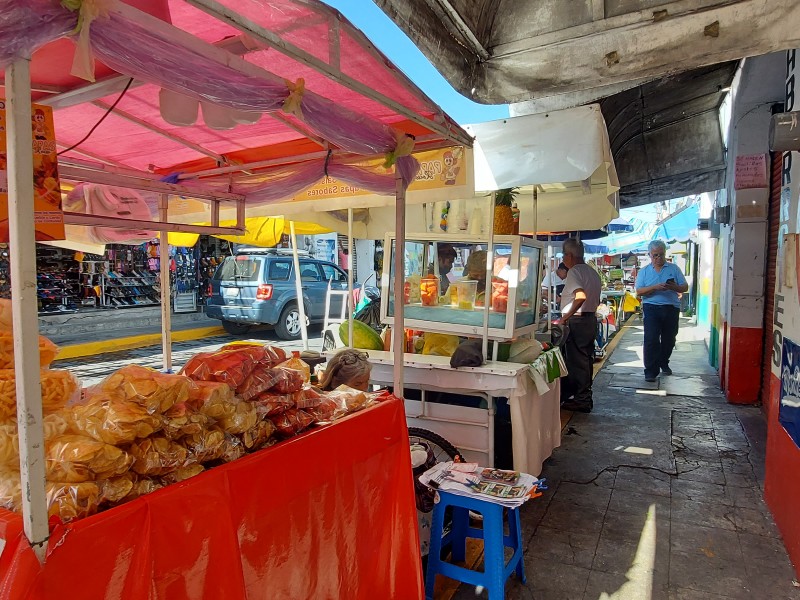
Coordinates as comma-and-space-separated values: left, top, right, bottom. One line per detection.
104, 270, 160, 308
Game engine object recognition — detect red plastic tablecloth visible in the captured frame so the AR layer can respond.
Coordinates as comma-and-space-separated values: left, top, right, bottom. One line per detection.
0, 398, 423, 600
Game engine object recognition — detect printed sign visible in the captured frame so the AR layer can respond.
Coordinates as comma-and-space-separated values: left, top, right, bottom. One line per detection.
734, 154, 768, 190
295, 146, 468, 201
0, 102, 65, 241
779, 336, 800, 448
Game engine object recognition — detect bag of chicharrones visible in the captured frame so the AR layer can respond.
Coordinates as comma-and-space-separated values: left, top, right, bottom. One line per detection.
0, 369, 80, 421
69, 391, 163, 446
45, 434, 134, 483
127, 436, 192, 477
0, 411, 72, 469
95, 365, 191, 415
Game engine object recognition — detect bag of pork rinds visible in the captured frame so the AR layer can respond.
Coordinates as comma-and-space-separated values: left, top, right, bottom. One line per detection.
0, 369, 80, 421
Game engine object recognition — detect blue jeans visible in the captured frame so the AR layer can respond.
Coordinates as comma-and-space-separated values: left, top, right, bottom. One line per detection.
642, 304, 680, 377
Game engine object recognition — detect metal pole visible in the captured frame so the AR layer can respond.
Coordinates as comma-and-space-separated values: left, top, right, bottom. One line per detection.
533, 187, 538, 239
289, 221, 309, 350
347, 208, 354, 348
547, 237, 553, 333
393, 172, 406, 397
6, 57, 48, 562
481, 192, 495, 360
158, 194, 172, 372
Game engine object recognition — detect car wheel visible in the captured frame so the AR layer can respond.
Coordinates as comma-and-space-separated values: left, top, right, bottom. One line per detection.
275, 303, 302, 340
221, 320, 251, 335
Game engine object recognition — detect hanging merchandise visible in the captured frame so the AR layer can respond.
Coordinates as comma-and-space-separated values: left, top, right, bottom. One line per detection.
64, 185, 155, 245
173, 245, 198, 313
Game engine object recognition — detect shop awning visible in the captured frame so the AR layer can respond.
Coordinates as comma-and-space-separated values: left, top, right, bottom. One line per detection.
598, 205, 700, 255
465, 105, 620, 232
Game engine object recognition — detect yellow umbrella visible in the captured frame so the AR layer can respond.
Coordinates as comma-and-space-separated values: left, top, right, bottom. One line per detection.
168, 216, 330, 247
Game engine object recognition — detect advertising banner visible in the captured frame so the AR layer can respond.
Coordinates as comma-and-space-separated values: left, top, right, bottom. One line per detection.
0, 101, 65, 241
780, 336, 800, 448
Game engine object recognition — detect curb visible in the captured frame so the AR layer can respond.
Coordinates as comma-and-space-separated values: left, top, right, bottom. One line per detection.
55, 326, 227, 360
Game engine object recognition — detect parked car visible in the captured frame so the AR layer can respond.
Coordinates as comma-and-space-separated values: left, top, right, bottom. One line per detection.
206, 247, 349, 340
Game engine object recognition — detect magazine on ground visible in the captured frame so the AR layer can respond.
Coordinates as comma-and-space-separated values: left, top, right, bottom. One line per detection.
419, 462, 539, 508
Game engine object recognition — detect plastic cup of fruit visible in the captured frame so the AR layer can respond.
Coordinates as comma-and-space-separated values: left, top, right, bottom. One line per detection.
453, 280, 478, 310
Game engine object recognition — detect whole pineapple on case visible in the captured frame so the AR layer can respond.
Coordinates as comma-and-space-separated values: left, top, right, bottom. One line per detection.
493, 188, 518, 235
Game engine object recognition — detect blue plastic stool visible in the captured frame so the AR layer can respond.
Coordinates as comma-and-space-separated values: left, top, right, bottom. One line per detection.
425, 490, 526, 600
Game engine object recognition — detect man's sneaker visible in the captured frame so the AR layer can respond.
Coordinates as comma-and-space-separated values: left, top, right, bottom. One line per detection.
661, 366, 673, 376
644, 373, 658, 383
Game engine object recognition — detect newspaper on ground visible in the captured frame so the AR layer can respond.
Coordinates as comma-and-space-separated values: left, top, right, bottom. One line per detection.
419, 461, 540, 508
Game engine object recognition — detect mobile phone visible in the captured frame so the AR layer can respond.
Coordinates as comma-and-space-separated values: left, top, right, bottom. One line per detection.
666, 278, 676, 284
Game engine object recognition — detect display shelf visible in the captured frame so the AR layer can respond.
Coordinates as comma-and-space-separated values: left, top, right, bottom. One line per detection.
380, 233, 544, 341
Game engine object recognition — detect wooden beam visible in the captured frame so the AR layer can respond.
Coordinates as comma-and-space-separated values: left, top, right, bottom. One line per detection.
184, 0, 473, 147
56, 143, 131, 169
59, 163, 245, 202
63, 212, 245, 235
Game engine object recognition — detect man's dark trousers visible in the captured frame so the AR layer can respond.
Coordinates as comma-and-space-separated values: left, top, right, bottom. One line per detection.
642, 303, 680, 377
562, 314, 596, 409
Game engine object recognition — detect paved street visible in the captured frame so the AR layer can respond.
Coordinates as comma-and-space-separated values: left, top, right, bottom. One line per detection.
54, 327, 323, 386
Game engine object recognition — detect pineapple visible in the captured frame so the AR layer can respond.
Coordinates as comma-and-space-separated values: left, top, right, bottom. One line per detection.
493, 188, 518, 235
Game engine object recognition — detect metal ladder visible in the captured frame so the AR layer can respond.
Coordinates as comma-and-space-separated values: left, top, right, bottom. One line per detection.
322, 280, 350, 351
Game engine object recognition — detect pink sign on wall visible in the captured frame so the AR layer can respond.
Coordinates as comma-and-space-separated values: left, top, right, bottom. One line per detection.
734, 154, 768, 190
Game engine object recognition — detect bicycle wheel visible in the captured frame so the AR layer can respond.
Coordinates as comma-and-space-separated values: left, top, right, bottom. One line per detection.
408, 427, 463, 464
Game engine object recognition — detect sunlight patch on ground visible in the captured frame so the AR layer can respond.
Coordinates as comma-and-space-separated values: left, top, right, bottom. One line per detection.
596, 504, 658, 600
614, 446, 654, 456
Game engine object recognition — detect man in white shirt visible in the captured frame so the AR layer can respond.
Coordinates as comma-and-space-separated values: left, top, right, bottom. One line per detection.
559, 238, 602, 413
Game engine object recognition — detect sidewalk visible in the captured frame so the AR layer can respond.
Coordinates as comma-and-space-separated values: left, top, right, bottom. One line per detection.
451, 317, 800, 600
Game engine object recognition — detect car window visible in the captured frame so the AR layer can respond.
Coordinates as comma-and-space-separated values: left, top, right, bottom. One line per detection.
268, 260, 291, 281
214, 256, 262, 281
299, 261, 321, 282
320, 264, 347, 283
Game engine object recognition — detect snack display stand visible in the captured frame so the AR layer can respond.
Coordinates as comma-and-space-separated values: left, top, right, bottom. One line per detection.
0, 0, 476, 596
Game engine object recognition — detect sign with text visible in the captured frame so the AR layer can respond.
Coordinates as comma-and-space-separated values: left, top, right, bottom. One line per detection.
0, 101, 65, 241
294, 146, 469, 201
734, 154, 768, 190
780, 336, 800, 448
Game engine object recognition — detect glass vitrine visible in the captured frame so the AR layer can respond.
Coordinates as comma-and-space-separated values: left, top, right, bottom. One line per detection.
380, 233, 544, 341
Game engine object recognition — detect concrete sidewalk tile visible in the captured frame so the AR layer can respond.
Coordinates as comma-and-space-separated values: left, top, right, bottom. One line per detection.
584, 570, 668, 600
670, 522, 743, 563
738, 531, 794, 567
538, 499, 607, 535
608, 488, 671, 518
670, 480, 729, 504
527, 526, 600, 569
553, 481, 613, 510
731, 506, 782, 538
669, 589, 742, 599
670, 497, 736, 531
526, 557, 591, 599
613, 467, 672, 498
674, 458, 726, 485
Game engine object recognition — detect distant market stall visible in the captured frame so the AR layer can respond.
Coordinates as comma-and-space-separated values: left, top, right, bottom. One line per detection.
0, 0, 473, 596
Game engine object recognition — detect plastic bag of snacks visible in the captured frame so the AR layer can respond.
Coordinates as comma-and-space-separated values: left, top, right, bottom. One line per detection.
0, 369, 80, 421
0, 412, 72, 468
181, 346, 266, 388
276, 357, 311, 383
217, 399, 259, 434
0, 468, 20, 511
236, 367, 282, 401
70, 396, 162, 445
46, 434, 133, 482
326, 385, 370, 419
180, 427, 226, 463
46, 481, 104, 522
128, 436, 190, 476
219, 434, 245, 463
98, 365, 190, 414
269, 408, 314, 438
186, 381, 235, 420
220, 342, 286, 367
121, 477, 163, 503
295, 385, 324, 409
251, 391, 299, 417
161, 402, 210, 440
0, 331, 59, 369
239, 418, 276, 451
98, 475, 135, 504
269, 367, 305, 394
160, 464, 204, 485
305, 397, 337, 422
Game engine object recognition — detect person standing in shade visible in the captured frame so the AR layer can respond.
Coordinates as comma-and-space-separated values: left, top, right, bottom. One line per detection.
559, 238, 602, 413
635, 240, 688, 382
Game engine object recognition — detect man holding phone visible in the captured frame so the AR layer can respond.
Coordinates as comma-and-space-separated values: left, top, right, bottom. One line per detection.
635, 240, 689, 382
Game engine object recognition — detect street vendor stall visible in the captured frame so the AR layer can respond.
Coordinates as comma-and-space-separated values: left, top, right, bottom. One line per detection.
0, 0, 475, 596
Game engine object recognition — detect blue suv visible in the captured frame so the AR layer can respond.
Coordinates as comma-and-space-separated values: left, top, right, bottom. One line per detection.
206, 247, 348, 340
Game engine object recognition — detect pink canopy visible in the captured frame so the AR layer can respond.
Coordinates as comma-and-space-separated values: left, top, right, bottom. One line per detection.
0, 0, 471, 197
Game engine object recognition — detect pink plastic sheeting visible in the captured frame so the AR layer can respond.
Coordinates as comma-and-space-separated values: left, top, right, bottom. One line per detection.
0, 0, 435, 187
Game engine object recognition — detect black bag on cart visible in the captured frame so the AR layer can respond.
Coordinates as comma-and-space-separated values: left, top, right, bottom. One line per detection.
353, 300, 382, 332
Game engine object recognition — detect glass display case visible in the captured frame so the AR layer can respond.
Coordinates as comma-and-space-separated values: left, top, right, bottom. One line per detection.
380, 233, 544, 341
